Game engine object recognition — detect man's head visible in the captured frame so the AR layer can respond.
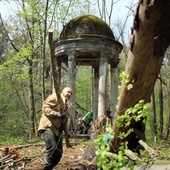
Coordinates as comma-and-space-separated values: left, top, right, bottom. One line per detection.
62, 87, 73, 100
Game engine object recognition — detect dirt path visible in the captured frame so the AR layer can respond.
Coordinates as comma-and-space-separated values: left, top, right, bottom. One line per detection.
6, 141, 170, 170
22, 142, 89, 170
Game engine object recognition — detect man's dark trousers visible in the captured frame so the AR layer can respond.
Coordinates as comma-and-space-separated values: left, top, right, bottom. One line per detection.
43, 129, 63, 170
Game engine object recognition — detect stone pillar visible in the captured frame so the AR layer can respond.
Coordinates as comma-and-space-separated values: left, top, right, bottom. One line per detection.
67, 51, 77, 132
110, 63, 119, 117
92, 65, 99, 122
98, 52, 107, 119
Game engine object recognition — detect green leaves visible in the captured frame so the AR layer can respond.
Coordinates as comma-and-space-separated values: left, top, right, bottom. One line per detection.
94, 125, 123, 170
118, 71, 134, 93
116, 100, 150, 128
0, 43, 32, 81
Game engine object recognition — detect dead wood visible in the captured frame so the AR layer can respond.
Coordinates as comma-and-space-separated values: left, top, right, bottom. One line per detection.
70, 134, 90, 140
0, 147, 30, 169
48, 29, 71, 148
0, 155, 27, 169
124, 149, 139, 161
105, 151, 119, 159
14, 143, 44, 149
138, 140, 157, 155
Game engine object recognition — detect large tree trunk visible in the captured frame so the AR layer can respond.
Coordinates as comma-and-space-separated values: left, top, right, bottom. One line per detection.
28, 58, 36, 140
159, 73, 164, 139
151, 90, 157, 138
110, 0, 170, 153
164, 79, 170, 139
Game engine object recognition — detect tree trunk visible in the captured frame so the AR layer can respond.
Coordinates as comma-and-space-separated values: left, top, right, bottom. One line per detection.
28, 58, 36, 140
164, 79, 170, 139
110, 0, 170, 153
159, 73, 164, 139
48, 29, 71, 148
41, 0, 49, 102
151, 89, 157, 138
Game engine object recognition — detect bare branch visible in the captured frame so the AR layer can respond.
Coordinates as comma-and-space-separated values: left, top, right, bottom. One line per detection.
0, 13, 19, 52
97, 0, 102, 19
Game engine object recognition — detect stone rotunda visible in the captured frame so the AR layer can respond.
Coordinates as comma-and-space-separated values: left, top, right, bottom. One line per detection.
54, 14, 123, 125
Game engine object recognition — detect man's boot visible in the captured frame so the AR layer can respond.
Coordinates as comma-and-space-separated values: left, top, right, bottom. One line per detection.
43, 165, 53, 170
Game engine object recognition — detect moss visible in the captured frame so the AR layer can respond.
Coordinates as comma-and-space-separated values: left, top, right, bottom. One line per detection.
60, 14, 115, 39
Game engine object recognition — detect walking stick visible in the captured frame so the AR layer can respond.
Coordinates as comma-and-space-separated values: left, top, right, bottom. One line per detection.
48, 29, 71, 148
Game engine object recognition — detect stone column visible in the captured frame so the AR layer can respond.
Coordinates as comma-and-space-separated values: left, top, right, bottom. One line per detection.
67, 51, 77, 132
110, 63, 119, 117
98, 52, 107, 119
92, 65, 99, 122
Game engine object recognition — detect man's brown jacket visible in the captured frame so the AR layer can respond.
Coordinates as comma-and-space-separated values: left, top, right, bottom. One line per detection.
38, 93, 70, 135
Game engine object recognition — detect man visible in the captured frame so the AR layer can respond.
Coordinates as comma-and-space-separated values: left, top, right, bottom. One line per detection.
78, 111, 93, 134
38, 87, 73, 170
82, 111, 93, 134
76, 117, 84, 134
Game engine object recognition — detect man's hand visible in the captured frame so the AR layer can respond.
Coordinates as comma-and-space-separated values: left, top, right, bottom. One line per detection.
55, 112, 62, 117
60, 114, 66, 122
55, 112, 67, 122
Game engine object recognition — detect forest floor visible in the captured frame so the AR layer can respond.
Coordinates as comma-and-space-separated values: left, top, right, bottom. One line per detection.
21, 140, 170, 170
2, 137, 170, 170
19, 138, 93, 170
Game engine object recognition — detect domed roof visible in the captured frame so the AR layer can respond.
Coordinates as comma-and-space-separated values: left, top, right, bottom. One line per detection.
60, 14, 115, 39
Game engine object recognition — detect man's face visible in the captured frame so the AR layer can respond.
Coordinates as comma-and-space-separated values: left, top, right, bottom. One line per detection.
63, 87, 73, 100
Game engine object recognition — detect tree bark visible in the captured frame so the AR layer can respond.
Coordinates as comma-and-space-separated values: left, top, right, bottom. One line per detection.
151, 89, 157, 138
164, 79, 170, 139
48, 29, 71, 148
28, 57, 36, 140
110, 0, 170, 153
159, 73, 164, 139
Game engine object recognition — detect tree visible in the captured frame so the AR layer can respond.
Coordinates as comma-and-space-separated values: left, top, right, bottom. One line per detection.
151, 89, 157, 138
0, 0, 93, 141
110, 0, 170, 153
160, 47, 170, 139
0, 17, 8, 64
